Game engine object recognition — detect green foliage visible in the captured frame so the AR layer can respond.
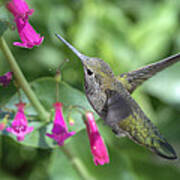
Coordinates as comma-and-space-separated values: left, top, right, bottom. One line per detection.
0, 20, 8, 36
0, 0, 180, 179
144, 64, 180, 105
0, 78, 95, 148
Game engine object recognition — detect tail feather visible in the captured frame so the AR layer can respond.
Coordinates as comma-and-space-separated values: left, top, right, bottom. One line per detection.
125, 119, 178, 160
151, 139, 177, 160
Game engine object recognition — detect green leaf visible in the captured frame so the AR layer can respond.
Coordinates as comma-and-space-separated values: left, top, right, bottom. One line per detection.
0, 20, 8, 36
48, 148, 80, 180
0, 5, 10, 36
0, 0, 8, 6
0, 83, 17, 106
1, 77, 96, 149
131, 157, 180, 180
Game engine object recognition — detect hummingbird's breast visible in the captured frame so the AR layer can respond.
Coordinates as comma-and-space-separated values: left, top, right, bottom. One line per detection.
84, 79, 107, 118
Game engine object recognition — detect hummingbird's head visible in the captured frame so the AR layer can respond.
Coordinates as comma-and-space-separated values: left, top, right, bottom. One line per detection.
55, 33, 114, 83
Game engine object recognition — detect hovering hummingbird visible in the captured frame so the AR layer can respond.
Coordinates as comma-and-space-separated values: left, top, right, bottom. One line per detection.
56, 33, 180, 160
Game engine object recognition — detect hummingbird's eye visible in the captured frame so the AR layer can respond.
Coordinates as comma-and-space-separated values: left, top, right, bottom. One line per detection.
87, 68, 93, 76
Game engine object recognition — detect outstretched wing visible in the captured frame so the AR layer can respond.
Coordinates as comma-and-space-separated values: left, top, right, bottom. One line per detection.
117, 53, 180, 93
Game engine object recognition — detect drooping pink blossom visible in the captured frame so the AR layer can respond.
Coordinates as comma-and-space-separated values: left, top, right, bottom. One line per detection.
6, 0, 44, 48
0, 72, 13, 87
13, 18, 44, 48
85, 112, 109, 166
6, 102, 34, 141
46, 102, 75, 146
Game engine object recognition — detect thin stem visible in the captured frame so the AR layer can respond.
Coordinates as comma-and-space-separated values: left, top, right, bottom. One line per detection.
61, 145, 95, 180
56, 81, 59, 102
14, 80, 22, 102
17, 88, 22, 102
0, 37, 49, 121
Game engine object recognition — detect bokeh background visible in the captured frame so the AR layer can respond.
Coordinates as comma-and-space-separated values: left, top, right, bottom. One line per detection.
0, 0, 180, 179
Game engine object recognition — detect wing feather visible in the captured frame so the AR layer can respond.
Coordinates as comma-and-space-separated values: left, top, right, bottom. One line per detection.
117, 53, 180, 93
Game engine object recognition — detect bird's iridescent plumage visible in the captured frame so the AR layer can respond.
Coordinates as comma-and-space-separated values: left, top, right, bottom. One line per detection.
56, 33, 179, 160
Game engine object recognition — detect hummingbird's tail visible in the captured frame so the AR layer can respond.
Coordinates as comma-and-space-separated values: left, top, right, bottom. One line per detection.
130, 130, 177, 159
120, 116, 178, 160
150, 137, 177, 160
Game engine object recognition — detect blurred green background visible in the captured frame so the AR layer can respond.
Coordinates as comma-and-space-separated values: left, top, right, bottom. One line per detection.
0, 0, 180, 179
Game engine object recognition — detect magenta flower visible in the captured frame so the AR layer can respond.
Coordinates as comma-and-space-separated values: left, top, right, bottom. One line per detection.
6, 102, 34, 141
0, 72, 13, 87
13, 18, 44, 48
46, 102, 75, 146
6, 0, 44, 48
85, 112, 109, 166
6, 0, 34, 20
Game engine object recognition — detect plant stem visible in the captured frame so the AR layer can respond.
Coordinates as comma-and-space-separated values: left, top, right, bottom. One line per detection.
0, 36, 49, 121
56, 81, 59, 102
61, 146, 95, 180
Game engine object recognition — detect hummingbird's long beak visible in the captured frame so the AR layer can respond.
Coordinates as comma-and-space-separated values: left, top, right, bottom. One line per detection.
55, 33, 88, 63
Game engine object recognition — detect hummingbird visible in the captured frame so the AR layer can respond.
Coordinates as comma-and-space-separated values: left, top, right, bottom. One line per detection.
56, 33, 180, 160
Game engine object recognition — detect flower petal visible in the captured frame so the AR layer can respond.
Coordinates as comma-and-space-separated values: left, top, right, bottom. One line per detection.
17, 135, 25, 141
46, 102, 75, 146
6, 102, 34, 141
6, 0, 44, 48
0, 72, 13, 87
13, 42, 34, 48
13, 19, 44, 48
6, 0, 34, 18
26, 126, 34, 134
85, 112, 110, 166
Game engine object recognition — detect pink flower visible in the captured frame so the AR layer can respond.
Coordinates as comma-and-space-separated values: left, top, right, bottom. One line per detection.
6, 0, 44, 48
85, 112, 109, 166
13, 18, 44, 48
0, 72, 13, 87
6, 0, 34, 20
46, 102, 75, 146
6, 102, 34, 141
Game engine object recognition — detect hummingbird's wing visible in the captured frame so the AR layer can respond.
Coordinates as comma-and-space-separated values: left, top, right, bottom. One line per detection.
117, 53, 180, 93
104, 89, 177, 160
